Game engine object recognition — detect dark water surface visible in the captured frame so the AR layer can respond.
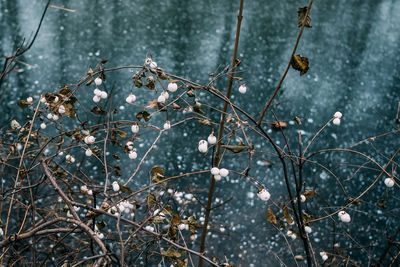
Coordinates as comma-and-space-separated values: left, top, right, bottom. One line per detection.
1, 0, 400, 266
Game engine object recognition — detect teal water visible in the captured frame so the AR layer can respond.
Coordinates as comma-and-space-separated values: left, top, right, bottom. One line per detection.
1, 0, 399, 266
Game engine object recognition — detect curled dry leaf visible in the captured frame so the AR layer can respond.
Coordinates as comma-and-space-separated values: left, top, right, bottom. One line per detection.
267, 207, 277, 224
297, 7, 312, 28
291, 54, 309, 76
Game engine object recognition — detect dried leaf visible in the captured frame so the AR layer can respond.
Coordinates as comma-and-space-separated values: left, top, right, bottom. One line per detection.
297, 7, 312, 28
17, 100, 32, 108
197, 119, 212, 126
291, 54, 309, 76
173, 103, 182, 110
171, 214, 180, 226
150, 166, 165, 176
222, 142, 248, 153
118, 182, 132, 194
91, 106, 107, 116
294, 116, 302, 125
136, 111, 151, 121
377, 199, 387, 209
115, 129, 127, 138
283, 205, 294, 225
303, 190, 315, 199
272, 121, 287, 129
267, 207, 277, 224
161, 248, 182, 258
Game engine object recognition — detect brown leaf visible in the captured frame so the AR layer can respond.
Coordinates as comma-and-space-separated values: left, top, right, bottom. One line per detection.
283, 205, 294, 225
291, 54, 309, 76
161, 248, 182, 258
171, 214, 180, 226
297, 7, 312, 28
267, 207, 277, 224
303, 190, 315, 199
272, 121, 287, 129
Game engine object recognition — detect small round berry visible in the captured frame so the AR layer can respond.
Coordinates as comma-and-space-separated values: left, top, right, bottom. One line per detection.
332, 118, 341, 126
40, 97, 46, 103
47, 113, 53, 120
112, 181, 120, 192
94, 77, 102, 86
168, 82, 178, 92
161, 90, 169, 100
300, 194, 306, 202
384, 178, 394, 187
238, 84, 247, 94
80, 185, 88, 193
210, 167, 220, 176
52, 114, 59, 121
126, 94, 136, 104
304, 226, 312, 234
149, 61, 158, 69
84, 135, 95, 144
257, 188, 271, 201
157, 95, 166, 103
93, 95, 101, 103
58, 105, 66, 114
207, 133, 217, 145
85, 148, 93, 157
338, 211, 346, 218
40, 122, 46, 129
340, 213, 351, 223
54, 96, 59, 103
131, 124, 139, 134
100, 91, 108, 99
126, 141, 134, 150
94, 88, 102, 96
322, 254, 328, 261
334, 111, 342, 119
129, 151, 137, 159
214, 174, 222, 181
219, 168, 229, 177
26, 96, 33, 103
163, 121, 171, 130
198, 140, 208, 153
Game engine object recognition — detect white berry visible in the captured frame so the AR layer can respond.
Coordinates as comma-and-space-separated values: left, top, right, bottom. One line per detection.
384, 178, 394, 187
304, 226, 312, 234
112, 181, 120, 192
93, 95, 101, 103
94, 77, 102, 86
257, 188, 271, 201
149, 61, 157, 69
47, 114, 53, 120
198, 140, 208, 153
340, 213, 351, 223
219, 168, 229, 177
210, 167, 220, 175
300, 194, 306, 202
52, 114, 59, 121
214, 174, 222, 181
84, 135, 95, 144
126, 94, 136, 104
168, 82, 178, 92
100, 91, 108, 99
332, 118, 341, 126
334, 111, 342, 119
129, 151, 137, 159
157, 95, 166, 103
94, 88, 102, 96
58, 105, 66, 114
85, 148, 93, 157
238, 84, 247, 94
131, 124, 139, 134
207, 133, 217, 145
163, 121, 171, 130
40, 123, 46, 129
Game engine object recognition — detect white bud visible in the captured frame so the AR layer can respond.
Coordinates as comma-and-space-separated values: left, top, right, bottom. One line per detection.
238, 84, 247, 94
26, 96, 33, 103
93, 95, 101, 103
198, 140, 208, 153
131, 124, 139, 134
100, 91, 108, 99
54, 96, 59, 103
85, 148, 93, 157
178, 224, 187, 231
94, 77, 102, 86
384, 178, 394, 187
149, 61, 157, 69
87, 189, 93, 195
210, 167, 220, 175
157, 95, 166, 103
47, 113, 53, 120
40, 97, 46, 103
332, 118, 341, 126
163, 121, 171, 130
207, 133, 217, 145
112, 181, 120, 192
40, 122, 46, 129
52, 114, 59, 121
58, 105, 66, 114
257, 188, 271, 201
300, 194, 306, 202
168, 82, 178, 92
334, 111, 342, 119
129, 151, 137, 159
219, 168, 229, 177
80, 185, 88, 192
304, 226, 312, 234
